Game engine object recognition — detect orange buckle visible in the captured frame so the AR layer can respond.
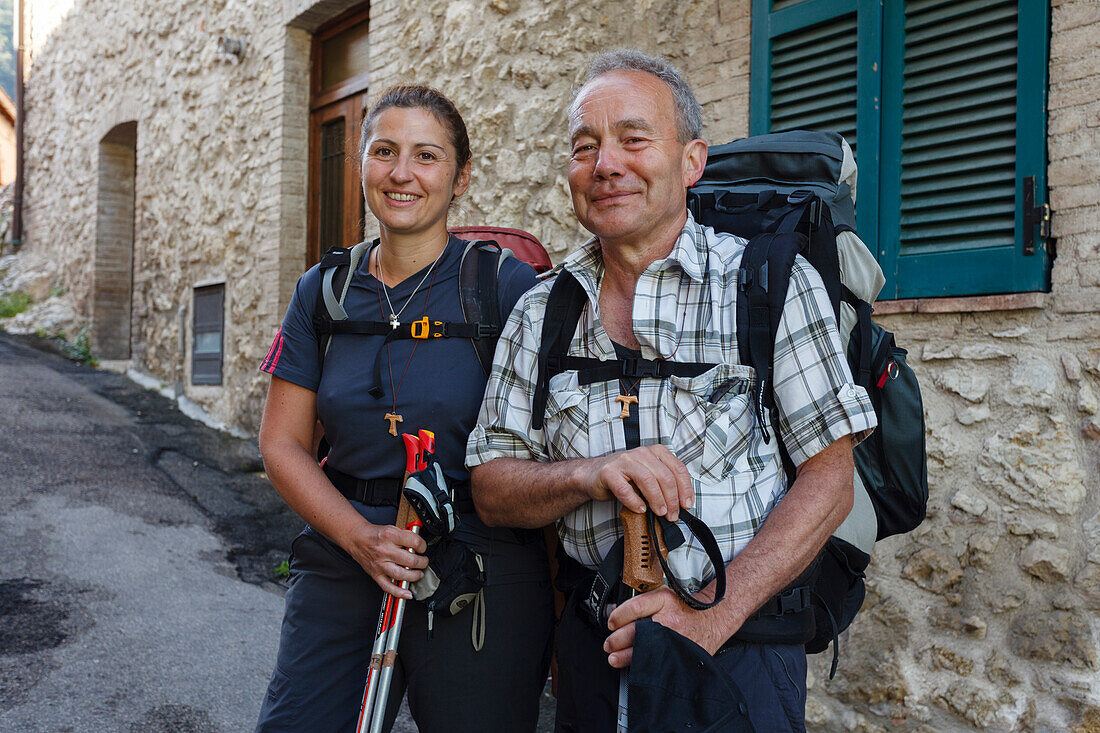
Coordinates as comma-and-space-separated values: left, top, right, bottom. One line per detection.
411, 317, 430, 339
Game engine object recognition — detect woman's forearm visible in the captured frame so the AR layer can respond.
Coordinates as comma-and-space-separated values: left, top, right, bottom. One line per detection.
260, 435, 367, 551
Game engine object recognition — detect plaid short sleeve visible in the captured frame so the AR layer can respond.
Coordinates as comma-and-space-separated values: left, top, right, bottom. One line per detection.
771, 257, 877, 467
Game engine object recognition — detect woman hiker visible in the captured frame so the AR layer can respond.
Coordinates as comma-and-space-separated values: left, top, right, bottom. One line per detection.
255, 85, 553, 732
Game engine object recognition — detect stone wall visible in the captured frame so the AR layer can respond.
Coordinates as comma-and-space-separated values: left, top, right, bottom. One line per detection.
803, 2, 1100, 729
23, 0, 284, 428
365, 0, 751, 258
16, 0, 1100, 729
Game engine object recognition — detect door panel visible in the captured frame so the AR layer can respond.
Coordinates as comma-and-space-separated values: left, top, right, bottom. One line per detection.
308, 6, 369, 267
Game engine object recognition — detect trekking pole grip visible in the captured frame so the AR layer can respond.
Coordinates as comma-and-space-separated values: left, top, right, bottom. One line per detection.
620, 506, 665, 593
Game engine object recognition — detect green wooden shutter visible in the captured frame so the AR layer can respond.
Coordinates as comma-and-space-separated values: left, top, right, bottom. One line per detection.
879, 0, 1051, 298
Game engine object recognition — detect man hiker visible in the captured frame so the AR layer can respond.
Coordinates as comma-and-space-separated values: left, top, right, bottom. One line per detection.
466, 50, 876, 732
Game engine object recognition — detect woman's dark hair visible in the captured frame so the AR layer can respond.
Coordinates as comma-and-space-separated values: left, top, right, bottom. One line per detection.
359, 85, 471, 171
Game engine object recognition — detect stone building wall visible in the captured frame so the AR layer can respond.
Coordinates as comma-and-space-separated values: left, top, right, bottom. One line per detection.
364, 0, 751, 257
15, 0, 1100, 729
22, 0, 286, 429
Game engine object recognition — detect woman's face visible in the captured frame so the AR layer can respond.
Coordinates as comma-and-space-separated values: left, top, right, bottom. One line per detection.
361, 106, 470, 240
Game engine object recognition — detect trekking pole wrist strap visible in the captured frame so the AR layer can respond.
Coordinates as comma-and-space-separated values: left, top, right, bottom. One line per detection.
650, 509, 726, 611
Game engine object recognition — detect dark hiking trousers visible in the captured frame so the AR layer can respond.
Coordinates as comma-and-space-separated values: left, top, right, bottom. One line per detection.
256, 515, 554, 733
553, 588, 807, 733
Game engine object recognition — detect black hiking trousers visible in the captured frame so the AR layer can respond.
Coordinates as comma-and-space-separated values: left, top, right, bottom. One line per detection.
552, 587, 808, 733
256, 509, 553, 733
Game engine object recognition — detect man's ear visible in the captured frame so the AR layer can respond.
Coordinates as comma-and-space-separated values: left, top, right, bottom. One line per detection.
681, 138, 708, 189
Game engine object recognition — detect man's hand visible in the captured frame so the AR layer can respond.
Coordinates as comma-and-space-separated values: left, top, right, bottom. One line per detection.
602, 586, 726, 669
582, 445, 694, 521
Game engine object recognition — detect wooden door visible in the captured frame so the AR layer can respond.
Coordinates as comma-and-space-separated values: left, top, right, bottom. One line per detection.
308, 6, 370, 266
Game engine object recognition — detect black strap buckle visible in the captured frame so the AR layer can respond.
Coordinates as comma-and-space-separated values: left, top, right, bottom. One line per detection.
786, 190, 822, 229
776, 586, 810, 615
621, 358, 658, 379
738, 266, 753, 291
475, 323, 499, 339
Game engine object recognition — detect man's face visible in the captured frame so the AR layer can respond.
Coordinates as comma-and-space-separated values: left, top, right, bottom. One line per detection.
567, 70, 699, 248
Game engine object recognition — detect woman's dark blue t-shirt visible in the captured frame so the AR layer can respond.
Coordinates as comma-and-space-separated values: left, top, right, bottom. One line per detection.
261, 235, 538, 491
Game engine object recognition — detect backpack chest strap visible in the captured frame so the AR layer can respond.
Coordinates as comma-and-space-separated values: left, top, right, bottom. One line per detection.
315, 314, 501, 398
549, 354, 717, 385
316, 316, 498, 341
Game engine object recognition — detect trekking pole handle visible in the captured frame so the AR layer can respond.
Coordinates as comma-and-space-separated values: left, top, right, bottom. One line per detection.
417, 429, 435, 462
620, 506, 665, 593
402, 433, 421, 474
618, 505, 667, 733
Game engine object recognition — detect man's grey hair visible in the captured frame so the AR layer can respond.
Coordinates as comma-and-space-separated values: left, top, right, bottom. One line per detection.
573, 49, 702, 143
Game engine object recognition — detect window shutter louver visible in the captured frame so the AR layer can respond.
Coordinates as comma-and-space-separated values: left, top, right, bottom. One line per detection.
752, 0, 1050, 300
769, 13, 860, 151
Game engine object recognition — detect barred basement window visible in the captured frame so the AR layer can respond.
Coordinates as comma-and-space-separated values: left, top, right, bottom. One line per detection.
192, 285, 224, 386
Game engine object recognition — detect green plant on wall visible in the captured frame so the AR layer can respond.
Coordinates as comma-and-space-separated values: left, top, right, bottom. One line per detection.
0, 291, 31, 318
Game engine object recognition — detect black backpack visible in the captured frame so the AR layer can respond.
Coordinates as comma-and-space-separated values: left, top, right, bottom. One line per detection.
315, 239, 498, 374
312, 232, 549, 460
688, 130, 928, 673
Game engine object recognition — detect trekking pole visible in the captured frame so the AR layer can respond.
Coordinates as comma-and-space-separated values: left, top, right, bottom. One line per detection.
617, 506, 666, 733
355, 430, 432, 733
357, 588, 399, 733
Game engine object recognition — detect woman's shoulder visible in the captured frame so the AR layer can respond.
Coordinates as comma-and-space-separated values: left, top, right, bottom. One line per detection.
289, 261, 325, 304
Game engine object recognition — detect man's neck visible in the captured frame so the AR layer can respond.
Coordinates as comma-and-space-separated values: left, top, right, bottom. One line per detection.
598, 209, 687, 292
595, 210, 687, 350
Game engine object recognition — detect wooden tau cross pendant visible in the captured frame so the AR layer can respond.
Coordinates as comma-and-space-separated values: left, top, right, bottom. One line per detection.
384, 412, 403, 436
615, 394, 639, 419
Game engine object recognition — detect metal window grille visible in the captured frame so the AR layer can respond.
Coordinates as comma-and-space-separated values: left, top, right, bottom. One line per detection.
320, 118, 346, 250
192, 284, 224, 386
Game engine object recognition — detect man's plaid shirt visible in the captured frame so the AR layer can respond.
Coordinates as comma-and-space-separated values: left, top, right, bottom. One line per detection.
467, 212, 876, 590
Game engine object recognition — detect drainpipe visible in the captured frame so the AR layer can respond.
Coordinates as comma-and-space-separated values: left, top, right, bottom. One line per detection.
12, 0, 25, 249
176, 303, 187, 397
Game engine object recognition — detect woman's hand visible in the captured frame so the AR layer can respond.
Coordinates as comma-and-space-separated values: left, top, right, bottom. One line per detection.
344, 520, 429, 599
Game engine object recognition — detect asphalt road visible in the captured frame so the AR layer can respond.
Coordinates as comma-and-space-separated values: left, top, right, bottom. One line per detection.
0, 331, 299, 732
0, 332, 554, 732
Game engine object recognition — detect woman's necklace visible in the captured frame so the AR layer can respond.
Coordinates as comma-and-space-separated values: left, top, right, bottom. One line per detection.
374, 249, 443, 436
376, 243, 447, 329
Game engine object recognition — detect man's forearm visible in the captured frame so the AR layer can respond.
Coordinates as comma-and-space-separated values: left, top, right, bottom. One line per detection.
470, 456, 595, 528
705, 436, 854, 637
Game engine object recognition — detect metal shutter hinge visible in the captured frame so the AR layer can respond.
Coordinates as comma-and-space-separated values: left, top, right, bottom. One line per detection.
1023, 175, 1050, 256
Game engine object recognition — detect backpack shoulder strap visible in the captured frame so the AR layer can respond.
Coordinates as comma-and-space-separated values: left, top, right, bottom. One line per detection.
736, 232, 804, 440
459, 239, 513, 376
532, 269, 588, 431
316, 241, 372, 363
